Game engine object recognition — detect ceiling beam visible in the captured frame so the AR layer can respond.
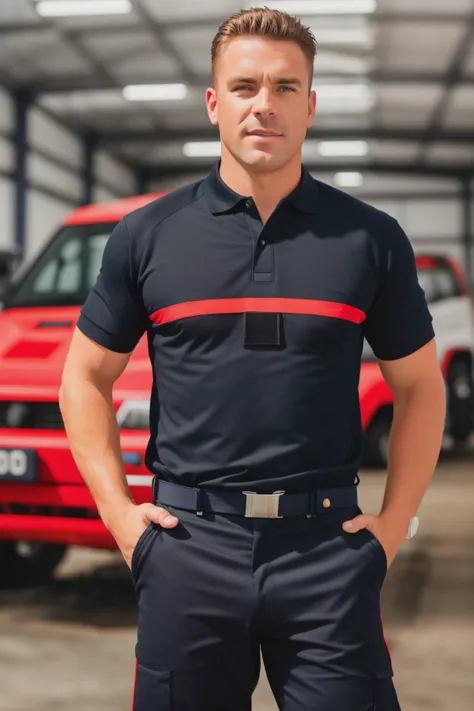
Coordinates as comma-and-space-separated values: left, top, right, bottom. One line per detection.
22, 71, 474, 94
97, 126, 474, 145
162, 12, 474, 28
145, 161, 473, 179
416, 14, 474, 162
0, 12, 470, 37
61, 29, 116, 88
133, 0, 199, 85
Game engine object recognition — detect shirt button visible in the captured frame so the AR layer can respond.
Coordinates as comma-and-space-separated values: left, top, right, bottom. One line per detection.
245, 199, 253, 209
261, 239, 266, 246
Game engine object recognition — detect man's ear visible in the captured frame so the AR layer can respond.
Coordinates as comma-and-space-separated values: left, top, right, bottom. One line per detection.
307, 89, 316, 127
206, 87, 218, 127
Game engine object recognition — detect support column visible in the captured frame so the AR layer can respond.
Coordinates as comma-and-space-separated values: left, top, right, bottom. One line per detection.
137, 167, 150, 195
82, 132, 98, 205
461, 178, 473, 286
13, 89, 32, 258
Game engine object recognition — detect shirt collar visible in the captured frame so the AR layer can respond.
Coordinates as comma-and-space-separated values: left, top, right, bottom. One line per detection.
204, 160, 319, 215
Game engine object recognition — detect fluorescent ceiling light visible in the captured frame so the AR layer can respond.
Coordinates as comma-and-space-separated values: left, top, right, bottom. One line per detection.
311, 27, 374, 47
123, 84, 188, 101
312, 84, 375, 114
316, 104, 372, 115
334, 171, 364, 187
183, 142, 222, 158
313, 84, 372, 100
257, 1, 377, 14
318, 141, 369, 157
35, 1, 132, 16
315, 52, 372, 75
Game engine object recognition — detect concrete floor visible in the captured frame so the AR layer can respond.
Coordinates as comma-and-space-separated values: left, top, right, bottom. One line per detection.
0, 455, 473, 711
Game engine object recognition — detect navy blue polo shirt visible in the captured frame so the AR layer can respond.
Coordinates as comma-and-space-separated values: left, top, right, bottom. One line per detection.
77, 161, 434, 494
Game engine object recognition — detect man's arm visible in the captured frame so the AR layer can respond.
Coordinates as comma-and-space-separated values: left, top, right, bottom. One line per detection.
377, 337, 446, 528
343, 338, 446, 565
59, 328, 179, 569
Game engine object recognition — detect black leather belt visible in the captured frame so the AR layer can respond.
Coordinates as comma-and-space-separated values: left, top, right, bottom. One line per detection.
152, 477, 359, 519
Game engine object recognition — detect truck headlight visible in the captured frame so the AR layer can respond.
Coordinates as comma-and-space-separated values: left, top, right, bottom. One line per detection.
116, 400, 150, 430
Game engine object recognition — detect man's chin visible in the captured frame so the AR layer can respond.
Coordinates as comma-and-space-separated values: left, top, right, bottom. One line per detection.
242, 150, 283, 171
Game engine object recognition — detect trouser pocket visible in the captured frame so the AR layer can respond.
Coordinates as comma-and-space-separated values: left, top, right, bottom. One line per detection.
131, 524, 157, 583
366, 529, 388, 586
133, 662, 172, 711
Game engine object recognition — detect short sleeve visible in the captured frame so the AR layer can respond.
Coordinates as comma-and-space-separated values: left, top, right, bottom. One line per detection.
77, 217, 149, 353
362, 219, 434, 361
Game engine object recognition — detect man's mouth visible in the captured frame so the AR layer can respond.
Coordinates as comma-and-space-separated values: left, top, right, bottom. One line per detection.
246, 130, 283, 137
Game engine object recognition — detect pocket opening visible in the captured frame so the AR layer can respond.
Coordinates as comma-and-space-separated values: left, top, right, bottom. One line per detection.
131, 525, 156, 581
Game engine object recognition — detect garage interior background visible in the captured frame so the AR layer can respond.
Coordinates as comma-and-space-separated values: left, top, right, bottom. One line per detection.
0, 0, 473, 276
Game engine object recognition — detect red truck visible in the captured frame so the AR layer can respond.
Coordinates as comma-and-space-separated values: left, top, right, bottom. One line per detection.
1, 194, 473, 585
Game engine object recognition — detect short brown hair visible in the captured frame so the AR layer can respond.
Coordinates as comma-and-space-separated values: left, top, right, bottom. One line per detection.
211, 7, 317, 88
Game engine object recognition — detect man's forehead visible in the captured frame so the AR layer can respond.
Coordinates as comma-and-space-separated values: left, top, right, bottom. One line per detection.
220, 36, 307, 70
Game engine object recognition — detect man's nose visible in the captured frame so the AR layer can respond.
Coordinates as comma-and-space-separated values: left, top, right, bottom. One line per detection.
252, 89, 276, 117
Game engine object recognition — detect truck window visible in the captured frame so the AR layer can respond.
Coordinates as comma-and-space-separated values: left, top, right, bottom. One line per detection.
3, 223, 117, 308
417, 266, 460, 304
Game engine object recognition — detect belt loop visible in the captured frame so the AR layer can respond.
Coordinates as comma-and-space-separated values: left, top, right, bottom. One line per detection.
152, 475, 159, 502
306, 490, 316, 518
194, 487, 204, 516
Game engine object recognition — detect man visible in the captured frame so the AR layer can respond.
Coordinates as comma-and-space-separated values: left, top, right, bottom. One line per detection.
60, 7, 446, 711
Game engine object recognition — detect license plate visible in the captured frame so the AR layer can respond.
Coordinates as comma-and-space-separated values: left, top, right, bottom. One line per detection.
0, 448, 37, 482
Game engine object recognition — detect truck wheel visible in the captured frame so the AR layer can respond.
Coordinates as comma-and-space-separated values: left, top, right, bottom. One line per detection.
0, 541, 67, 588
447, 359, 474, 444
363, 408, 393, 468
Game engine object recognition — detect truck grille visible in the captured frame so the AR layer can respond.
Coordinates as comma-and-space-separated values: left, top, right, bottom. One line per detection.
0, 502, 99, 519
0, 401, 64, 429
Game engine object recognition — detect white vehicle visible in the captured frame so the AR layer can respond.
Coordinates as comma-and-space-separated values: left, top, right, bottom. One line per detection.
361, 254, 474, 466
419, 255, 474, 444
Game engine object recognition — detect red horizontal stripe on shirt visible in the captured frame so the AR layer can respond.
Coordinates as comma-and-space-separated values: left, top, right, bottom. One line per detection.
150, 297, 366, 326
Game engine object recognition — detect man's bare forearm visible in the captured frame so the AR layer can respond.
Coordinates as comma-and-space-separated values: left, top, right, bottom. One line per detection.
59, 380, 135, 530
380, 374, 446, 529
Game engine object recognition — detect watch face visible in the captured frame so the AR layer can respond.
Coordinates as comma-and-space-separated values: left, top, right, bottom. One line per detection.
406, 516, 419, 539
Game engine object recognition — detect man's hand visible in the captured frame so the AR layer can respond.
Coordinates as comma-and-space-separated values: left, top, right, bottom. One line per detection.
108, 502, 179, 570
342, 513, 408, 569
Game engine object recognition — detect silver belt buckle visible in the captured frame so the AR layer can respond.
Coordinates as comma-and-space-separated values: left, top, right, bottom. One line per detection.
242, 490, 285, 518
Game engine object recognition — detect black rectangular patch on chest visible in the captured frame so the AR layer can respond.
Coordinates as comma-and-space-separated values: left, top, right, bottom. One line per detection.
243, 312, 282, 348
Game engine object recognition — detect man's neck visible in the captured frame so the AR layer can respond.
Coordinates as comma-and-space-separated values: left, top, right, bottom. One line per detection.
219, 153, 302, 223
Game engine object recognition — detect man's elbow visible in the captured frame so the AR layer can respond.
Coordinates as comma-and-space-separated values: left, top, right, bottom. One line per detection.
58, 378, 74, 416
414, 368, 447, 416
59, 364, 88, 413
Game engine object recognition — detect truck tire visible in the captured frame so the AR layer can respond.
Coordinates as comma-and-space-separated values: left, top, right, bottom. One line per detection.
447, 359, 474, 444
0, 541, 67, 588
363, 407, 393, 468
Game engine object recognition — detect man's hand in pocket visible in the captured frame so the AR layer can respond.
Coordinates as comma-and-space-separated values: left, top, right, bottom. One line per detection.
107, 502, 179, 569
342, 512, 407, 569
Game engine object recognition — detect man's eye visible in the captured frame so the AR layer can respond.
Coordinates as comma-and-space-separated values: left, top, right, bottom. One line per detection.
278, 86, 296, 92
234, 85, 252, 91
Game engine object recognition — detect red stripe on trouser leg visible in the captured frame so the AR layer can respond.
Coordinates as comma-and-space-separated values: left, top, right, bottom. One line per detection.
380, 613, 393, 672
131, 658, 138, 711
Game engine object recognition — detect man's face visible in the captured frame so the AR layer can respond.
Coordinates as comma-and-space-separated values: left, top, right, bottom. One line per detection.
206, 36, 316, 173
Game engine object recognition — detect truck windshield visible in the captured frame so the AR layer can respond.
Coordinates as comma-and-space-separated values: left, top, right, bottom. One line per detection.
3, 222, 117, 308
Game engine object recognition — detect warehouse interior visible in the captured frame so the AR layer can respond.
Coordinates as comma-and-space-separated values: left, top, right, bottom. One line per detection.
1, 3, 474, 711
0, 0, 473, 276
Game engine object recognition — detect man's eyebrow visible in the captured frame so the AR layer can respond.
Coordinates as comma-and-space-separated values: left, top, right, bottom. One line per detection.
274, 77, 302, 86
228, 76, 303, 86
228, 76, 257, 84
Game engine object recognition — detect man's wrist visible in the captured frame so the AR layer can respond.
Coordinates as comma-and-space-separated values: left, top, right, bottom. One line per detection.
99, 498, 136, 533
378, 508, 413, 538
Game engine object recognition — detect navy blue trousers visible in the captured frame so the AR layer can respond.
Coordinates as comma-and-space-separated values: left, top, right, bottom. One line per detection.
131, 502, 401, 710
